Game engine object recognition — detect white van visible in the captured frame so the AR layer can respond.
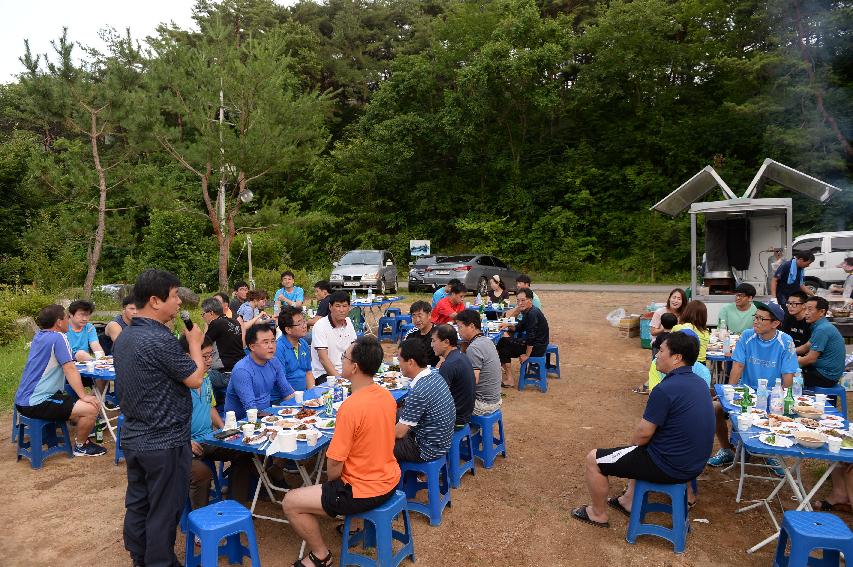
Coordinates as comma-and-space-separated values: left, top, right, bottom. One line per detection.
792, 231, 853, 290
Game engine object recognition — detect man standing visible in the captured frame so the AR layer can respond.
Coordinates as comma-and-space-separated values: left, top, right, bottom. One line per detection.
431, 324, 475, 426
276, 306, 314, 391
430, 281, 466, 324
830, 257, 853, 303
114, 269, 206, 567
14, 304, 106, 457
497, 288, 549, 388
273, 270, 305, 315
799, 296, 846, 389
782, 291, 811, 353
201, 297, 245, 401
311, 291, 357, 383
572, 332, 714, 527
770, 251, 815, 307
707, 302, 797, 467
717, 283, 757, 334
283, 337, 399, 567
456, 309, 503, 416
229, 281, 249, 314
225, 324, 296, 419
394, 338, 456, 463
403, 300, 439, 367
102, 295, 136, 355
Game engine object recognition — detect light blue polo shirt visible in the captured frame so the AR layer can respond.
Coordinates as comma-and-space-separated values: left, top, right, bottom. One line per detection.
15, 330, 73, 407
432, 287, 448, 307
66, 323, 98, 356
732, 329, 799, 390
190, 376, 216, 441
809, 317, 846, 381
273, 286, 305, 314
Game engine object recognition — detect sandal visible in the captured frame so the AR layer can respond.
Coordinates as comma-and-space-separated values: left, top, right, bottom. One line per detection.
291, 551, 334, 567
632, 385, 649, 395
607, 497, 630, 517
570, 505, 609, 528
815, 499, 852, 513
335, 523, 362, 537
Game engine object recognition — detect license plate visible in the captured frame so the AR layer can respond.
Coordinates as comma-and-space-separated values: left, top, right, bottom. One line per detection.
434, 270, 450, 275
344, 281, 360, 287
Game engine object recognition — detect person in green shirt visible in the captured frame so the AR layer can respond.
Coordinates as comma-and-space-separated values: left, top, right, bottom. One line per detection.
717, 283, 757, 334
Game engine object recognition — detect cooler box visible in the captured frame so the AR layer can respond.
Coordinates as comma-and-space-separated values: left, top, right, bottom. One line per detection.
640, 314, 653, 349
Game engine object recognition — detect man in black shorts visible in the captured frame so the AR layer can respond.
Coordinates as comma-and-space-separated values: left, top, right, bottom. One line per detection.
571, 332, 714, 528
282, 337, 400, 567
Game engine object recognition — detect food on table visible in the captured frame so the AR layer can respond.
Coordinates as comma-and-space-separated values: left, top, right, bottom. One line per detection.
302, 417, 318, 424
277, 419, 301, 429
796, 418, 820, 429
296, 424, 308, 430
843, 436, 853, 449
765, 434, 776, 445
277, 408, 298, 416
261, 416, 279, 424
297, 433, 308, 441
243, 431, 267, 445
769, 413, 793, 423
303, 399, 324, 408
793, 430, 825, 448
823, 415, 844, 422
749, 408, 766, 415
819, 420, 845, 429
295, 409, 317, 420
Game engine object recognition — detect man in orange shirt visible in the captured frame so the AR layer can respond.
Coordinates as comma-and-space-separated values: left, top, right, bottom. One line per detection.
283, 336, 400, 567
431, 281, 466, 324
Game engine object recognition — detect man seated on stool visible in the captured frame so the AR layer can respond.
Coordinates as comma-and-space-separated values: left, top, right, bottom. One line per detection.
431, 324, 475, 427
707, 301, 797, 468
798, 296, 846, 390
717, 283, 758, 334
430, 281, 466, 325
496, 288, 549, 388
403, 300, 439, 367
179, 335, 253, 509
782, 291, 811, 353
14, 304, 106, 456
394, 338, 455, 463
571, 331, 714, 528
275, 306, 314, 391
282, 337, 400, 567
456, 309, 503, 416
224, 323, 296, 420
66, 299, 111, 405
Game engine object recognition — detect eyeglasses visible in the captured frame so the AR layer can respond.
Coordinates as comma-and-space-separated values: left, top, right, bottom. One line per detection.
753, 315, 773, 322
341, 354, 353, 363
286, 320, 308, 327
786, 302, 803, 306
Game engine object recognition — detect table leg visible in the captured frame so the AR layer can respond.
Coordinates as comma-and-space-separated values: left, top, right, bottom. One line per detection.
90, 387, 118, 442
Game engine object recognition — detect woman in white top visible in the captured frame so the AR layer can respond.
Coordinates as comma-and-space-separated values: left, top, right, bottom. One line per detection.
650, 288, 687, 336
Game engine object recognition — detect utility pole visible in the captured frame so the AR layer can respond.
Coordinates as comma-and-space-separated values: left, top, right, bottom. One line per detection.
247, 235, 254, 290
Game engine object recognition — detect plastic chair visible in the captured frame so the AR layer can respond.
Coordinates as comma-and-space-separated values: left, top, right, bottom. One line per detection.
398, 457, 451, 526
180, 497, 192, 534
398, 324, 416, 345
185, 500, 261, 567
377, 316, 399, 342
813, 385, 848, 417
518, 357, 548, 393
469, 410, 507, 469
394, 314, 413, 335
10, 406, 17, 444
773, 510, 853, 567
114, 414, 125, 464
340, 490, 416, 567
384, 307, 402, 318
447, 424, 476, 488
16, 415, 74, 469
545, 344, 561, 378
626, 481, 690, 554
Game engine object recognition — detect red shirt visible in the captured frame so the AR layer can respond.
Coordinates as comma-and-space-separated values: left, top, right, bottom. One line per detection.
431, 297, 464, 324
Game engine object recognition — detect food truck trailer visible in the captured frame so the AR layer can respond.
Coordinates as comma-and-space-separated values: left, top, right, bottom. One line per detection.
652, 159, 843, 325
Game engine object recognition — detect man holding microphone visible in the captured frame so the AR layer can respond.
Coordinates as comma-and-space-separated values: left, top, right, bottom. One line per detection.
114, 269, 206, 567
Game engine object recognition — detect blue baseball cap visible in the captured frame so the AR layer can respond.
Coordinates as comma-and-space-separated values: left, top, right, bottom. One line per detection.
753, 301, 785, 322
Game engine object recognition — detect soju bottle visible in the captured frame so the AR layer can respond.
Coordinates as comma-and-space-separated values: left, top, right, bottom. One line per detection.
783, 387, 795, 417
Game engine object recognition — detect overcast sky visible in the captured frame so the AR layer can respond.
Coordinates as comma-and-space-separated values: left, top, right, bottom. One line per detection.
1, 1, 296, 84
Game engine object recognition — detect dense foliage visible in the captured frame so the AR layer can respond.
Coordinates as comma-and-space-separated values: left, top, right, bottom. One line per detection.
1, 0, 850, 292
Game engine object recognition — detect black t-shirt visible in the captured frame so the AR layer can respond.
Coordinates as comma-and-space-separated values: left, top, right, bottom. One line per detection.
403, 325, 440, 367
205, 315, 245, 371
438, 349, 475, 425
782, 313, 811, 348
316, 296, 330, 318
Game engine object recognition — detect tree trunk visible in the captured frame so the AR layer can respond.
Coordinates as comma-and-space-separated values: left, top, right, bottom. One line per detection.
82, 104, 109, 299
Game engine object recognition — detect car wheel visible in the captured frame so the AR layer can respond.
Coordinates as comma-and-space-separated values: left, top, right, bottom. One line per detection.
477, 276, 488, 296
390, 279, 398, 294
378, 279, 387, 295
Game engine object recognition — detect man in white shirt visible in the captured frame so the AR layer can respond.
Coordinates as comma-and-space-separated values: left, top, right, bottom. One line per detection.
310, 291, 357, 383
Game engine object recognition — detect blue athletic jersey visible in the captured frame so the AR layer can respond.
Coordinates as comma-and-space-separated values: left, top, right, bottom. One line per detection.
15, 330, 73, 407
731, 329, 798, 390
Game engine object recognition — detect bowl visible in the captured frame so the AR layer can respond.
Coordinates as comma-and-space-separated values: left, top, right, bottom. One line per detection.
795, 405, 823, 419
793, 430, 826, 449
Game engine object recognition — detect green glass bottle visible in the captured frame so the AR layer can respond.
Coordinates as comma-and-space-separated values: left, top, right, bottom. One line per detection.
783, 387, 795, 417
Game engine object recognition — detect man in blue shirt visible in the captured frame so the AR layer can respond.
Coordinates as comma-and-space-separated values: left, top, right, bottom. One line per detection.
225, 323, 296, 419
275, 306, 314, 391
14, 304, 105, 457
708, 301, 797, 467
66, 299, 105, 361
273, 270, 305, 315
770, 251, 815, 307
572, 332, 713, 528
799, 296, 846, 388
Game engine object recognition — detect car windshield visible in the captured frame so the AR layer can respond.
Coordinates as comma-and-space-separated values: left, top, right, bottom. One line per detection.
340, 251, 382, 265
439, 255, 476, 264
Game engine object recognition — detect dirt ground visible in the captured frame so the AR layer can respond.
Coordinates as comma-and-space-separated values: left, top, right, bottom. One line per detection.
0, 290, 843, 566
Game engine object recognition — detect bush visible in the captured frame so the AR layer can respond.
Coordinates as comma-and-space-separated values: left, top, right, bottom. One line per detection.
3, 289, 56, 318
0, 305, 20, 345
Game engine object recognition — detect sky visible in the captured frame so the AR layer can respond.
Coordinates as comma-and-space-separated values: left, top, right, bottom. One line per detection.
0, 1, 293, 84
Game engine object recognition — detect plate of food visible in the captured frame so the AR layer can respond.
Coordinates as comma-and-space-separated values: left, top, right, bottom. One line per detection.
794, 405, 823, 419
795, 417, 821, 429
296, 432, 309, 441
759, 433, 793, 448
277, 407, 299, 417
301, 416, 320, 425
295, 408, 317, 420
822, 415, 844, 422
823, 429, 853, 449
749, 407, 767, 416
819, 419, 845, 429
302, 398, 325, 408
770, 424, 802, 436
382, 371, 401, 380
793, 430, 826, 449
261, 416, 281, 424
275, 419, 302, 429
315, 419, 336, 430
796, 396, 815, 404
243, 431, 269, 445
753, 418, 772, 430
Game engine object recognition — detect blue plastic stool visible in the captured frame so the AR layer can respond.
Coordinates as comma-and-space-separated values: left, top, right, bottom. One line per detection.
469, 410, 507, 469
626, 481, 690, 553
340, 490, 416, 566
398, 457, 451, 526
545, 344, 561, 378
114, 414, 125, 464
185, 500, 261, 567
447, 424, 476, 488
398, 324, 416, 345
16, 415, 74, 469
203, 459, 225, 503
773, 511, 853, 566
394, 314, 413, 336
518, 357, 548, 392
180, 497, 192, 533
384, 307, 402, 317
377, 317, 398, 342
10, 406, 17, 444
813, 385, 848, 418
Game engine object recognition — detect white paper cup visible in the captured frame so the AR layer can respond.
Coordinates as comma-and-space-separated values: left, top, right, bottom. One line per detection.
307, 429, 319, 446
724, 390, 735, 404
246, 409, 258, 423
241, 423, 255, 437
294, 391, 304, 404
737, 414, 751, 431
281, 431, 298, 452
814, 394, 827, 413
225, 411, 236, 429
828, 436, 842, 453
85, 361, 96, 373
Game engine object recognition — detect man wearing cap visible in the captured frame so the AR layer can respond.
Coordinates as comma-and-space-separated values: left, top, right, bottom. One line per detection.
829, 257, 853, 303
799, 296, 846, 389
707, 301, 798, 467
717, 283, 758, 334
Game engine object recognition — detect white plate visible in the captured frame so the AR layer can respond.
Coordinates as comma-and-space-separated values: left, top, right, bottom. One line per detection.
822, 415, 844, 422
820, 420, 845, 429
261, 416, 280, 424
277, 408, 299, 417
302, 399, 325, 408
753, 419, 772, 430
315, 419, 336, 430
759, 434, 794, 448
243, 433, 268, 445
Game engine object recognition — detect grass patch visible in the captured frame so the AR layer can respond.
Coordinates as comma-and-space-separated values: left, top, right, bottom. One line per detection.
0, 338, 30, 410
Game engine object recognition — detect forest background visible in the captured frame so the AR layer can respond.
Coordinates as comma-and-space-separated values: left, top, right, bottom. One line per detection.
0, 0, 850, 299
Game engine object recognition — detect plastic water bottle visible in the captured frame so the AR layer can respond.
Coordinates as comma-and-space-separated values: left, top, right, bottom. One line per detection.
350, 289, 357, 303
719, 319, 730, 355
770, 385, 783, 414
793, 369, 804, 398
756, 384, 768, 413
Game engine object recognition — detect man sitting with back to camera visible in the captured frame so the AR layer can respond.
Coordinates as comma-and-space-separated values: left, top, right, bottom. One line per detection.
224, 323, 296, 419
571, 331, 714, 527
